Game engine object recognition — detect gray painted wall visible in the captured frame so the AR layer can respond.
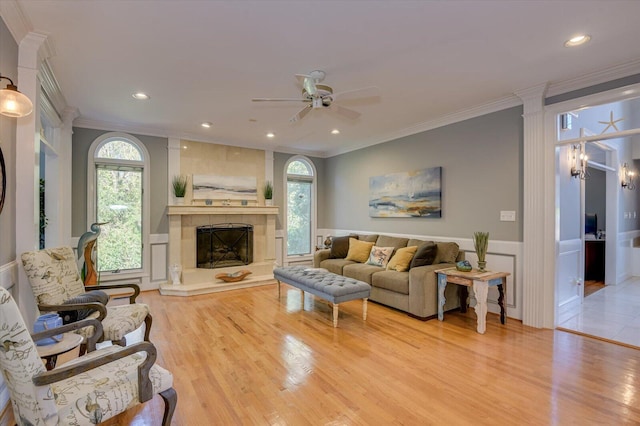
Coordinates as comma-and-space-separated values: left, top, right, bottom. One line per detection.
71, 127, 168, 236
0, 18, 18, 264
322, 107, 524, 241
274, 152, 326, 230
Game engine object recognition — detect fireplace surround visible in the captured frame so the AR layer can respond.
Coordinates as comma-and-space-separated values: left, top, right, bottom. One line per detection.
163, 205, 278, 296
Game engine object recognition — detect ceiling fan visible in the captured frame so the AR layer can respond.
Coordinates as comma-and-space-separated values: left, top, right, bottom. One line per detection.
252, 70, 379, 123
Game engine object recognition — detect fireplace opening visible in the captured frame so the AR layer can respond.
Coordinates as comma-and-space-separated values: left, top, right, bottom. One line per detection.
196, 223, 253, 269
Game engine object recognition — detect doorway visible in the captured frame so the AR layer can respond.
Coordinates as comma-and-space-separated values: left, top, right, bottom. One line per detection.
553, 94, 640, 348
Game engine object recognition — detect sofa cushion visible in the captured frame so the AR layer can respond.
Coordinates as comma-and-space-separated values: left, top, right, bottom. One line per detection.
372, 271, 410, 295
366, 246, 395, 267
345, 238, 375, 263
320, 259, 356, 275
410, 241, 437, 268
343, 263, 384, 284
354, 234, 379, 243
329, 235, 354, 259
375, 235, 409, 252
387, 246, 418, 272
433, 242, 460, 264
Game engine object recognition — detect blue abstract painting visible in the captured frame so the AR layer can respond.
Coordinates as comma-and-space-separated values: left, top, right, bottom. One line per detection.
369, 167, 442, 218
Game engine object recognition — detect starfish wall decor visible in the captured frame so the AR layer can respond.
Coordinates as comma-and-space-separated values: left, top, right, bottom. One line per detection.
598, 111, 624, 134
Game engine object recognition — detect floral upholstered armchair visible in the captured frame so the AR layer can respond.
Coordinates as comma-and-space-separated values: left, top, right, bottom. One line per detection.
0, 287, 177, 425
21, 246, 152, 347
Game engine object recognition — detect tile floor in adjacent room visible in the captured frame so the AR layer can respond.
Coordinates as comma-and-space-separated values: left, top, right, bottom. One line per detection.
557, 276, 640, 348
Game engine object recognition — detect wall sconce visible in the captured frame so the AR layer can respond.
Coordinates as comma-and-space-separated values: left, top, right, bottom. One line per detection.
621, 163, 636, 190
0, 74, 33, 118
570, 144, 589, 180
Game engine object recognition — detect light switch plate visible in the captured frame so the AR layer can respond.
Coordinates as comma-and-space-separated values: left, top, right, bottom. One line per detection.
500, 210, 516, 221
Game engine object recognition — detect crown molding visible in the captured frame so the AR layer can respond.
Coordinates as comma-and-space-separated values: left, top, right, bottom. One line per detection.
0, 0, 30, 44
73, 117, 328, 157
546, 58, 640, 98
39, 60, 67, 116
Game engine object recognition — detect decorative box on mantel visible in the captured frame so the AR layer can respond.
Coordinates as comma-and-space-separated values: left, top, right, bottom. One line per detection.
162, 205, 279, 296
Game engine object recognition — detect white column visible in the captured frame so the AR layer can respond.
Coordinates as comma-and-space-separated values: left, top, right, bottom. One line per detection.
265, 150, 274, 182
15, 32, 48, 323
58, 107, 79, 246
167, 137, 181, 204
167, 138, 182, 275
516, 83, 551, 329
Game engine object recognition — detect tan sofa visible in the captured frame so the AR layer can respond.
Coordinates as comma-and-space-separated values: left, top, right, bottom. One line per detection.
313, 234, 464, 320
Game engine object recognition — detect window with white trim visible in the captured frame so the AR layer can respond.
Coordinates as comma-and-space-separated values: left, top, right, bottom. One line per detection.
286, 157, 316, 256
88, 133, 149, 274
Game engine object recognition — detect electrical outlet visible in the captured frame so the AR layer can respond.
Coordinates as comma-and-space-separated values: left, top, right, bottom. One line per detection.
500, 210, 516, 221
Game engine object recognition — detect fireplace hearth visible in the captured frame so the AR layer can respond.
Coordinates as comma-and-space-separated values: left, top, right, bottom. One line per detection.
197, 223, 253, 268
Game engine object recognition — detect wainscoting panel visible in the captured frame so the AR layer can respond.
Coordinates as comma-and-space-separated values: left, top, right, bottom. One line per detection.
618, 230, 640, 283
150, 233, 168, 285
556, 239, 582, 314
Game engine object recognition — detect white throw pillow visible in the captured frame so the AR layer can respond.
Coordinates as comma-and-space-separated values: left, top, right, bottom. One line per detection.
366, 246, 394, 267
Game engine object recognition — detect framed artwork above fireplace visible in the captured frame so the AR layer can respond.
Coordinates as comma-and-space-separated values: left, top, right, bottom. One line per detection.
192, 175, 257, 200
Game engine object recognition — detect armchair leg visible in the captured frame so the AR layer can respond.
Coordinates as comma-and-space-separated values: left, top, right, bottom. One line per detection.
160, 387, 177, 426
144, 313, 153, 341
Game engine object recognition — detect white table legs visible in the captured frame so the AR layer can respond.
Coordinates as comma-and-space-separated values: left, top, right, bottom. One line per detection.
472, 280, 489, 334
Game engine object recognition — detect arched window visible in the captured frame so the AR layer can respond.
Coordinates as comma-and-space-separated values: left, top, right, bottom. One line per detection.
87, 133, 149, 275
285, 156, 316, 256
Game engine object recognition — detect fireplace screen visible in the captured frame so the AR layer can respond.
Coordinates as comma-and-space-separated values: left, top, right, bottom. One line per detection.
196, 223, 253, 268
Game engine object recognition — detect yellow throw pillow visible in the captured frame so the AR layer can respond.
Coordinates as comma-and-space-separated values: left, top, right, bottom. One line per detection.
386, 246, 418, 272
345, 238, 375, 263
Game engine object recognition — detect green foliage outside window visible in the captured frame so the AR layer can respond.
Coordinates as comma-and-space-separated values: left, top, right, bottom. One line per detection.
287, 180, 311, 255
95, 139, 144, 272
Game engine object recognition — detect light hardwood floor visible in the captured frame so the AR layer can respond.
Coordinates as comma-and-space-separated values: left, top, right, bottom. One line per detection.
102, 282, 640, 425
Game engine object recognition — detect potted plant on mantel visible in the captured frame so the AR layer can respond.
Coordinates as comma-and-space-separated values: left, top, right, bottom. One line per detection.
172, 175, 188, 205
263, 180, 273, 206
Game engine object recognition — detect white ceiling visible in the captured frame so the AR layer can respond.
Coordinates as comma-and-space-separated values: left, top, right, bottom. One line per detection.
6, 1, 640, 157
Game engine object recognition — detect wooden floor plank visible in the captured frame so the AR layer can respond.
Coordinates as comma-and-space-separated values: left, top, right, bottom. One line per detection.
100, 283, 640, 425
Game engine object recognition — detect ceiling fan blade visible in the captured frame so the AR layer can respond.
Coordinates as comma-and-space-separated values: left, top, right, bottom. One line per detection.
330, 86, 380, 102
332, 104, 361, 120
289, 105, 312, 123
252, 98, 309, 102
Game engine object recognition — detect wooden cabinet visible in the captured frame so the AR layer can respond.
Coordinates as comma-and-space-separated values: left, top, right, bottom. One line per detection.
585, 240, 605, 281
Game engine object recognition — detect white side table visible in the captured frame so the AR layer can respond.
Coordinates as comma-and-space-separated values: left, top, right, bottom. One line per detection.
36, 332, 84, 370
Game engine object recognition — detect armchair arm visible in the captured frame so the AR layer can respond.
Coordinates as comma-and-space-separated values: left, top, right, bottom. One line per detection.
38, 302, 107, 321
31, 318, 103, 352
90, 282, 141, 304
32, 341, 157, 402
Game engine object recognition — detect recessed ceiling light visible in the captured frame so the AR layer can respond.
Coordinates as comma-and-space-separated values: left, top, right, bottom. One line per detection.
266, 132, 275, 138
201, 122, 212, 128
132, 92, 150, 100
331, 129, 340, 135
564, 34, 591, 47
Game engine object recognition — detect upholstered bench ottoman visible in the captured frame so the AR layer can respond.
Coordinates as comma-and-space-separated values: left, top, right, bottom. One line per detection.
273, 266, 371, 327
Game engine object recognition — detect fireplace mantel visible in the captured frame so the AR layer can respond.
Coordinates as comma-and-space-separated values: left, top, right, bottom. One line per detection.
168, 205, 279, 216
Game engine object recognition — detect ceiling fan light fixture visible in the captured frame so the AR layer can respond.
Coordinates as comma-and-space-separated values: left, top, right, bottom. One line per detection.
201, 122, 212, 128
266, 132, 275, 138
0, 74, 33, 118
564, 34, 591, 47
132, 92, 150, 100
331, 129, 340, 135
